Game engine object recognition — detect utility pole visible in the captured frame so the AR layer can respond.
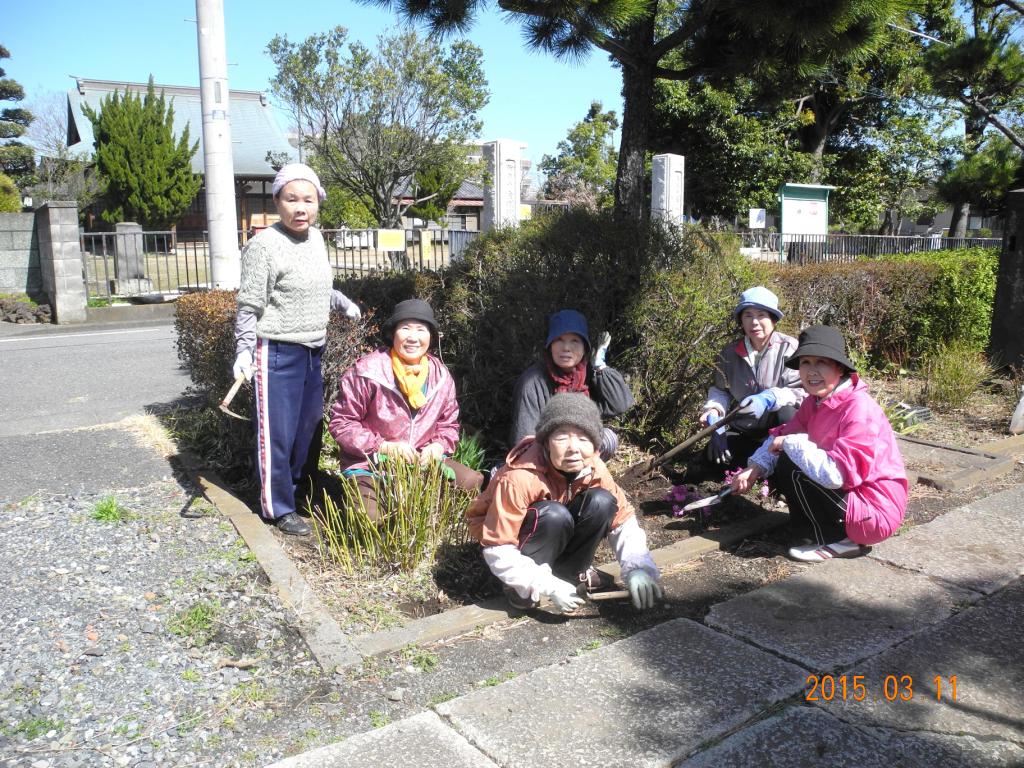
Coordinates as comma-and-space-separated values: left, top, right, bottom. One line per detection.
195, 0, 240, 289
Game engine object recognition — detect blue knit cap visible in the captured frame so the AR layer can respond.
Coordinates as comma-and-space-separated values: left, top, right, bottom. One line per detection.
545, 309, 590, 350
734, 286, 783, 321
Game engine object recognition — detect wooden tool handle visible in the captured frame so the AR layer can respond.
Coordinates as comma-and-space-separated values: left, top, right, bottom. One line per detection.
586, 589, 631, 601
220, 373, 245, 409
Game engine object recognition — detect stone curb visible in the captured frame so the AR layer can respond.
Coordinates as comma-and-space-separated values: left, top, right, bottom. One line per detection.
186, 457, 787, 672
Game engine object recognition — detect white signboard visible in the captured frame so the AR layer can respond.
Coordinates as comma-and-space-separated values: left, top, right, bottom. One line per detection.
781, 198, 826, 236
749, 208, 766, 229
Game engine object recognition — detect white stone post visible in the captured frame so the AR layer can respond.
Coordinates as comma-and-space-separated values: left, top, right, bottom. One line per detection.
196, 0, 240, 289
651, 153, 685, 224
482, 140, 523, 232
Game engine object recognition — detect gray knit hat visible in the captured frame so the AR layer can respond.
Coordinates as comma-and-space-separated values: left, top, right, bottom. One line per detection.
534, 393, 603, 449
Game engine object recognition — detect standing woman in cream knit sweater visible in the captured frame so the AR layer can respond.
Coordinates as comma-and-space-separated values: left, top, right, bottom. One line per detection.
233, 164, 360, 536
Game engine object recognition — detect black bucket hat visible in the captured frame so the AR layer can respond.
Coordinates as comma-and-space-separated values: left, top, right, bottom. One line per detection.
382, 299, 438, 345
784, 325, 857, 372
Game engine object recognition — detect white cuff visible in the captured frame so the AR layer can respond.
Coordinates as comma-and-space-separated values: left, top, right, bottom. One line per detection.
782, 434, 843, 488
482, 544, 553, 602
609, 516, 660, 581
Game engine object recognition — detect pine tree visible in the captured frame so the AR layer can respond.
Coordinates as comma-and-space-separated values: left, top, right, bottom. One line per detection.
0, 43, 35, 189
82, 77, 201, 228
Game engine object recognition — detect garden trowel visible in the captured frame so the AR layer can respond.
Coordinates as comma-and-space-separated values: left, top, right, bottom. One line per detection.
680, 485, 732, 513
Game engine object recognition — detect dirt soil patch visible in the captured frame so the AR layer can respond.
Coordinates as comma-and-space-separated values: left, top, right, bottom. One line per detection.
274, 372, 1022, 636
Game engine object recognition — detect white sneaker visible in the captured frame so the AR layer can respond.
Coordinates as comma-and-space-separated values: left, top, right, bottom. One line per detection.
788, 538, 864, 562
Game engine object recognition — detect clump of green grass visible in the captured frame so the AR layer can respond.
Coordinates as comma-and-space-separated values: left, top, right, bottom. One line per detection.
168, 600, 222, 646
921, 341, 995, 411
7, 717, 63, 740
312, 459, 474, 574
89, 495, 132, 523
402, 645, 440, 673
482, 671, 516, 687
451, 431, 487, 471
369, 710, 391, 728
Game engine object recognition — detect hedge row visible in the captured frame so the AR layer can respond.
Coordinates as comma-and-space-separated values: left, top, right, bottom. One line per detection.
174, 211, 998, 477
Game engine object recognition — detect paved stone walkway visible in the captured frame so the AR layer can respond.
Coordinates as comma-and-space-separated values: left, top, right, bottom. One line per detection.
269, 485, 1024, 768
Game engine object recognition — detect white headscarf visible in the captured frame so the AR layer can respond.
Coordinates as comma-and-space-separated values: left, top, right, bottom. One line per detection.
272, 163, 326, 202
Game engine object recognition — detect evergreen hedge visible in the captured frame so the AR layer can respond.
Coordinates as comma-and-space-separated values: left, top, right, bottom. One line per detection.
172, 212, 999, 477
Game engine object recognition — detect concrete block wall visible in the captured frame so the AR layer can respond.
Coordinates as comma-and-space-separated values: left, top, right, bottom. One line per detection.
35, 202, 87, 324
0, 212, 43, 298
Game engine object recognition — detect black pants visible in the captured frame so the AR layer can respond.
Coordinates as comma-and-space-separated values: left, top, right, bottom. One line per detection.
773, 453, 849, 544
725, 405, 799, 469
517, 489, 617, 583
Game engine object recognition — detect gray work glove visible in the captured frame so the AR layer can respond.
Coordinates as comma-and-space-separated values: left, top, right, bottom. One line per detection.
626, 570, 663, 610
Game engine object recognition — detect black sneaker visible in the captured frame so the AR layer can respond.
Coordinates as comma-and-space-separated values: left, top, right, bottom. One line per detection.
276, 513, 311, 536
503, 586, 539, 611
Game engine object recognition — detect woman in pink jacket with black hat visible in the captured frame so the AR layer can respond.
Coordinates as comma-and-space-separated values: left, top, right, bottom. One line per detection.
729, 325, 908, 562
328, 299, 482, 519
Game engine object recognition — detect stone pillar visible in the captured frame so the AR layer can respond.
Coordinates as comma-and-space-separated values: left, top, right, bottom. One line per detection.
114, 222, 152, 294
482, 140, 522, 232
35, 201, 87, 324
990, 189, 1024, 369
651, 153, 685, 224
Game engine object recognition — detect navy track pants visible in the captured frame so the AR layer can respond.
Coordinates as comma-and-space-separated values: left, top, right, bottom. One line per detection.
253, 339, 324, 520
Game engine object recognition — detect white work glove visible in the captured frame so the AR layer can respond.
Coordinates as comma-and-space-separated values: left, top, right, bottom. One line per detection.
332, 290, 362, 321
626, 570, 663, 610
233, 350, 253, 381
544, 578, 586, 614
591, 331, 612, 370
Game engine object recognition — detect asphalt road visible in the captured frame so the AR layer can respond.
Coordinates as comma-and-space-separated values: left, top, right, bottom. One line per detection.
0, 319, 194, 501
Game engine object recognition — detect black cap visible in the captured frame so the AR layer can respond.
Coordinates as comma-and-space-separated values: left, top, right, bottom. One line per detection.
785, 325, 857, 372
382, 299, 438, 345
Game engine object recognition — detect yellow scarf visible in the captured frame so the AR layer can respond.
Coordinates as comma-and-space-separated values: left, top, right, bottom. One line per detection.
390, 349, 428, 409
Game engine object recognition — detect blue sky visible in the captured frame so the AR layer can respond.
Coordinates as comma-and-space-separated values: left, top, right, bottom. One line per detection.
5, 0, 623, 183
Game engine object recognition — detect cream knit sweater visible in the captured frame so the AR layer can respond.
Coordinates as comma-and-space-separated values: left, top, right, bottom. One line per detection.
236, 223, 333, 344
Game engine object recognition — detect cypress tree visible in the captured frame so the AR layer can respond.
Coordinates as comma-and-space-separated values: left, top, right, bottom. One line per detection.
82, 76, 201, 228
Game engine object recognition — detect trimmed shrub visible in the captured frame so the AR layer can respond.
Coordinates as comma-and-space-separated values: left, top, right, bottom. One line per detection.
881, 248, 998, 354
759, 260, 940, 368
435, 209, 697, 443
174, 290, 239, 401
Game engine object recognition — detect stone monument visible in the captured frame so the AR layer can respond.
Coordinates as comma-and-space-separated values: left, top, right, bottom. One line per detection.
651, 154, 685, 224
482, 140, 523, 232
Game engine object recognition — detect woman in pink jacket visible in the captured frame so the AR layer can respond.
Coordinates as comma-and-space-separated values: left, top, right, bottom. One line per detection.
328, 299, 482, 519
729, 326, 907, 562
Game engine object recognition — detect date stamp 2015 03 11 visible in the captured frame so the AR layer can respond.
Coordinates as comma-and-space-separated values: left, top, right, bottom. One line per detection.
805, 674, 959, 703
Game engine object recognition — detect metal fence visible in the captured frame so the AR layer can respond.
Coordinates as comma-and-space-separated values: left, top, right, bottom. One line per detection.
80, 230, 219, 300
739, 232, 1001, 264
80, 227, 481, 300
321, 228, 479, 274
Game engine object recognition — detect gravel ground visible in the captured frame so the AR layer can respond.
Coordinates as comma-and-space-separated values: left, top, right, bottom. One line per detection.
0, 480, 342, 768
0, 477, 808, 768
